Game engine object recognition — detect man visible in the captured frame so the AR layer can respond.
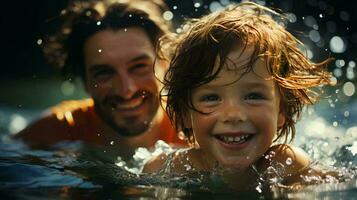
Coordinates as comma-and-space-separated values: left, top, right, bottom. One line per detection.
15, 0, 184, 160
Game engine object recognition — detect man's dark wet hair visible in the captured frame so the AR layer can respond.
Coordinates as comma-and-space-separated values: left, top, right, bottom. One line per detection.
43, 0, 172, 81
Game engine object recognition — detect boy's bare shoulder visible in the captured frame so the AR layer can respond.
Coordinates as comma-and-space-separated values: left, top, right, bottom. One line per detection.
268, 144, 311, 175
143, 148, 194, 174
143, 153, 168, 173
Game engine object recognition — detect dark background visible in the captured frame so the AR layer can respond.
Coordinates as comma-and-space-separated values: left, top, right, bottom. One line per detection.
0, 0, 356, 108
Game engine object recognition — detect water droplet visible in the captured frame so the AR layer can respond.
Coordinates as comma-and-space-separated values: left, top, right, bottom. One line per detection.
163, 11, 173, 21
94, 84, 98, 88
319, 13, 324, 18
330, 36, 346, 53
110, 141, 115, 145
246, 156, 250, 160
287, 13, 297, 23
37, 39, 42, 45
85, 10, 91, 16
124, 28, 127, 32
344, 111, 350, 117
97, 133, 101, 136
255, 184, 262, 193
98, 49, 102, 53
96, 21, 101, 26
348, 61, 356, 68
285, 157, 293, 165
194, 2, 201, 8
209, 1, 223, 12
173, 5, 178, 10
339, 11, 350, 21
343, 82, 355, 97
309, 30, 320, 42
329, 76, 337, 86
128, 14, 132, 18
184, 164, 192, 171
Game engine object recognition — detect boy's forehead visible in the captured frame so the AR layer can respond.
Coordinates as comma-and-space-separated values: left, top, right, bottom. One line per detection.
209, 44, 274, 83
214, 44, 265, 71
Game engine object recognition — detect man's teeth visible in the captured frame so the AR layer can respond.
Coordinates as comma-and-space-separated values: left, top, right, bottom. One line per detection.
218, 135, 250, 143
114, 97, 144, 109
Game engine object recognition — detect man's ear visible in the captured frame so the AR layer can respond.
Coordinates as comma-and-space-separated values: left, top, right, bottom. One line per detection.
83, 79, 91, 94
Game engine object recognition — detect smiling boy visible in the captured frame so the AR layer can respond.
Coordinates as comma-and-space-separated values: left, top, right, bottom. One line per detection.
144, 2, 335, 190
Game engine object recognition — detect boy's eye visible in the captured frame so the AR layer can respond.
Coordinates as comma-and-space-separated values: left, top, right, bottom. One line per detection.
244, 92, 265, 100
200, 94, 221, 102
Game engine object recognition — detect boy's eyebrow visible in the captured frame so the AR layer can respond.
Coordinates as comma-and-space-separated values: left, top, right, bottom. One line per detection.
201, 79, 273, 89
242, 81, 273, 89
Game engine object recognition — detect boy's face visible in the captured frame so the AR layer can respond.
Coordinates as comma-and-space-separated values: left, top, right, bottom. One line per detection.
188, 45, 285, 169
83, 27, 164, 137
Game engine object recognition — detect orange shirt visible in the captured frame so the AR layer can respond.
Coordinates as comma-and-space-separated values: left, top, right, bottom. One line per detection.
16, 98, 185, 148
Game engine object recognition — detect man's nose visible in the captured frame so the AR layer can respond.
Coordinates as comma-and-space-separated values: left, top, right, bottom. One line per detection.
220, 99, 247, 124
112, 74, 137, 99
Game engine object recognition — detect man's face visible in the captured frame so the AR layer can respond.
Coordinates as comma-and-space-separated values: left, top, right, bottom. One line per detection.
83, 27, 164, 137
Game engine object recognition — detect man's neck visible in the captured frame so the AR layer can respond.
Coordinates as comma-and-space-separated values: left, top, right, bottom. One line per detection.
99, 108, 165, 160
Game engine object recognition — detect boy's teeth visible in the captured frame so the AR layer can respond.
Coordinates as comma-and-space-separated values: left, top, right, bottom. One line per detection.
115, 97, 143, 109
219, 135, 250, 143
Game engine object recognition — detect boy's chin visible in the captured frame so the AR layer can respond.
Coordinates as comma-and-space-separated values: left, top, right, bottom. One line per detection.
217, 157, 254, 171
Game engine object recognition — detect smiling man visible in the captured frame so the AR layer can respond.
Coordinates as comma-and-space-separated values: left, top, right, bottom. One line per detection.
15, 0, 185, 160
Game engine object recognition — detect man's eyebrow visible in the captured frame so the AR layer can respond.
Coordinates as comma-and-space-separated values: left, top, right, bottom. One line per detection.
129, 54, 153, 63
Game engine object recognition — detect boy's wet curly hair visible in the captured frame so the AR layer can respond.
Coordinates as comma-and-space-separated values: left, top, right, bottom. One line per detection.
160, 2, 333, 145
42, 0, 172, 81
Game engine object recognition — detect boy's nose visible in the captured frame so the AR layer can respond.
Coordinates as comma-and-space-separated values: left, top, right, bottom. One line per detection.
220, 100, 247, 123
112, 75, 137, 99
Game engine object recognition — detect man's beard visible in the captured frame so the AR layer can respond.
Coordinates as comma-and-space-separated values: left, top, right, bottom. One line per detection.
93, 92, 158, 137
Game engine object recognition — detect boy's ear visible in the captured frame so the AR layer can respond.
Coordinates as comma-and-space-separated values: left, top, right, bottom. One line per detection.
183, 111, 193, 129
277, 111, 286, 128
277, 104, 286, 128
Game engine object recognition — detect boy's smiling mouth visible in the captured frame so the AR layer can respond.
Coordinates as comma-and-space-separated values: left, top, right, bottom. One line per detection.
215, 134, 252, 144
214, 133, 254, 149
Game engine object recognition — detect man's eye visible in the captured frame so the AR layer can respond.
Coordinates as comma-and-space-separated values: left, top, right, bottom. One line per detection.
200, 94, 220, 102
131, 63, 150, 73
93, 69, 114, 79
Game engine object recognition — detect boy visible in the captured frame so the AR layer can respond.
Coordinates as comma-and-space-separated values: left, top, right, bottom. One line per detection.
145, 2, 336, 190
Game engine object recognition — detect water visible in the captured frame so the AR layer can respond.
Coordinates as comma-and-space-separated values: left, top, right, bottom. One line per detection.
0, 103, 356, 199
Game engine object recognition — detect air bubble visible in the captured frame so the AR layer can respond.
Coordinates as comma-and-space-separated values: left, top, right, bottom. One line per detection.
285, 157, 293, 165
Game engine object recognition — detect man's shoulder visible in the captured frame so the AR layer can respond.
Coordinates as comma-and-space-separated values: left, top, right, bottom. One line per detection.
49, 98, 96, 125
14, 98, 99, 146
